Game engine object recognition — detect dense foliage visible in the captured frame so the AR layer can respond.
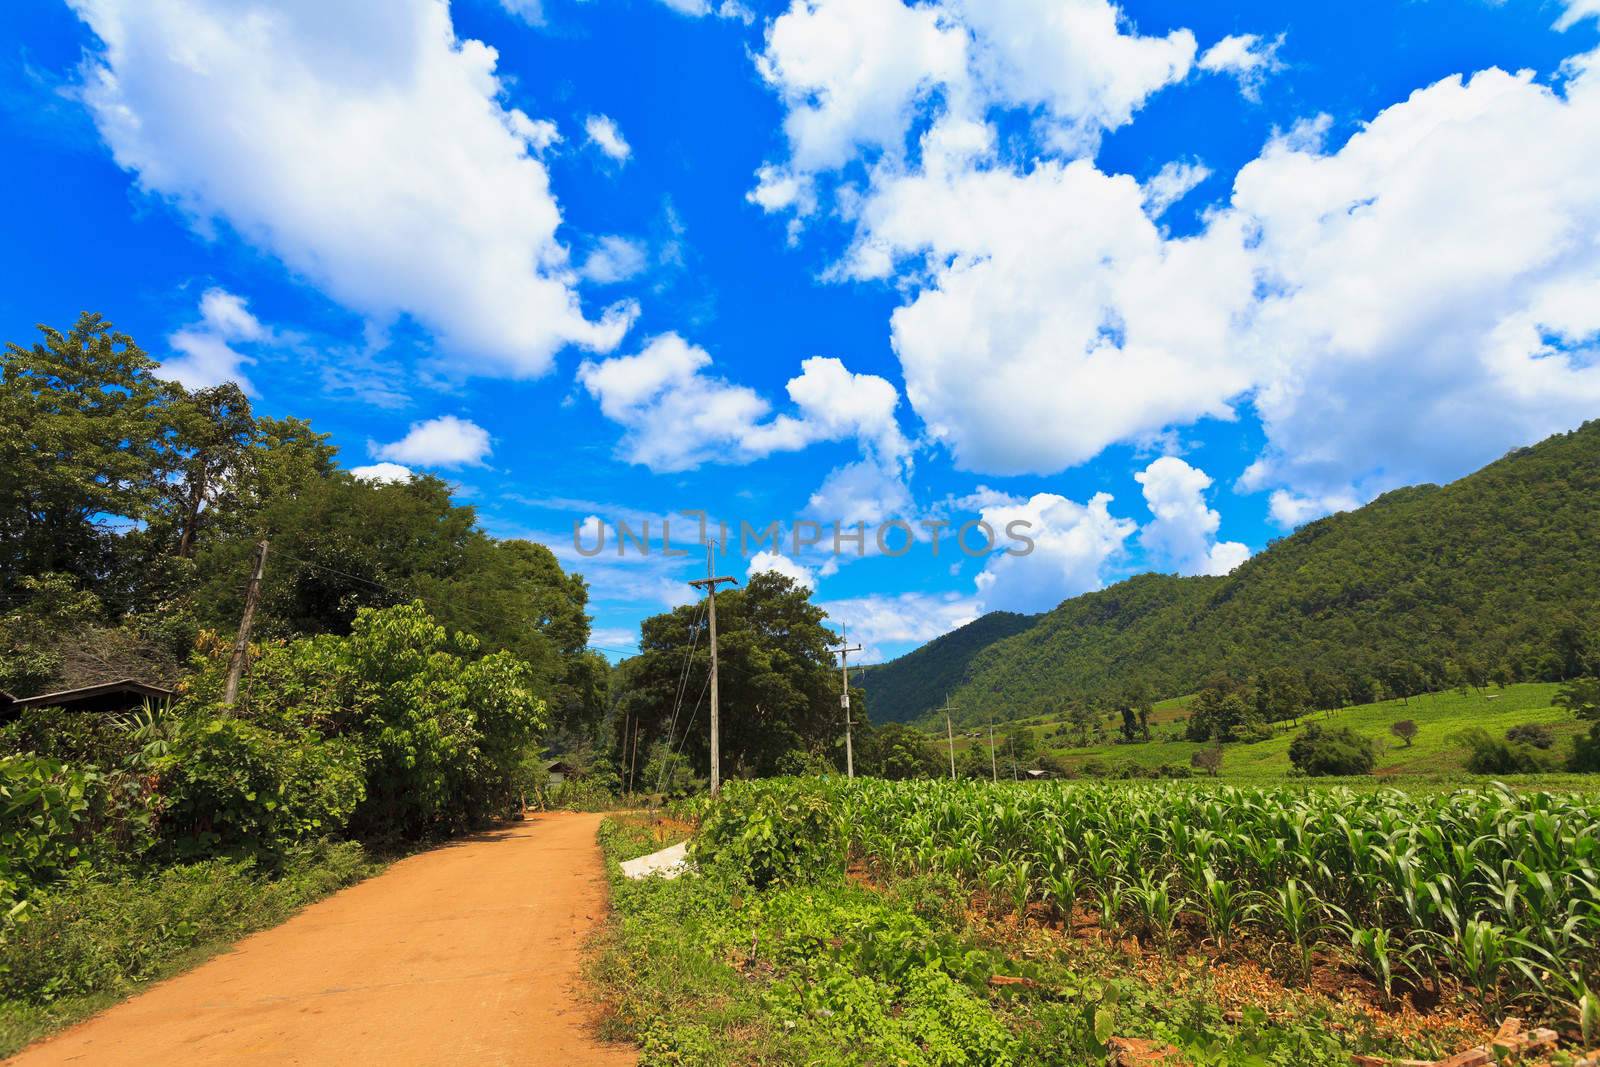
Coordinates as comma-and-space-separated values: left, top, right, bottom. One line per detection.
862, 422, 1600, 725
611, 571, 854, 782
0, 314, 584, 1019
1286, 724, 1377, 777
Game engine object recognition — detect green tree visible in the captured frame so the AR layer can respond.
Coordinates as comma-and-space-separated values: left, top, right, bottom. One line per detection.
613, 572, 841, 779
858, 722, 942, 780
1, 314, 180, 589
1288, 724, 1377, 777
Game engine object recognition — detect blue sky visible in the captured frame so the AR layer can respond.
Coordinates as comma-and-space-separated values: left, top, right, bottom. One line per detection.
4, 0, 1599, 662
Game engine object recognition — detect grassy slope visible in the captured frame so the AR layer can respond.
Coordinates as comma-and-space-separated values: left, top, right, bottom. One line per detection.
941, 682, 1581, 780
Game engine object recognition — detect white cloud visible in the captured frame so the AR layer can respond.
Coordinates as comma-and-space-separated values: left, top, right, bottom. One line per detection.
1556, 0, 1600, 31
747, 549, 816, 589
1263, 488, 1362, 528
773, 22, 1600, 524
585, 114, 631, 162
747, 164, 816, 217
373, 415, 492, 468
857, 157, 1258, 474
497, 0, 543, 26
973, 491, 1137, 613
580, 236, 649, 284
653, 0, 753, 19
577, 334, 910, 472
1233, 60, 1600, 517
1198, 33, 1284, 101
69, 0, 630, 379
816, 592, 982, 658
349, 461, 414, 484
756, 0, 967, 174
1134, 456, 1249, 576
751, 0, 1193, 196
160, 287, 267, 391
950, 0, 1195, 153
1141, 159, 1210, 217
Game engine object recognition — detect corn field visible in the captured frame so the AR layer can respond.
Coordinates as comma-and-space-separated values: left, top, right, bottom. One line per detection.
709, 778, 1600, 1019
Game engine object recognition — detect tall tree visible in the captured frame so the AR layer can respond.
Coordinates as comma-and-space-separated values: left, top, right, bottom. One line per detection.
613, 572, 842, 779
1, 314, 179, 589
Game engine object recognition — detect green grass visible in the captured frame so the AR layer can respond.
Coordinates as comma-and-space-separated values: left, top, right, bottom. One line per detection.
948, 682, 1578, 780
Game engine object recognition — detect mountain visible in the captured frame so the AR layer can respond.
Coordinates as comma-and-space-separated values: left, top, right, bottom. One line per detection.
861, 422, 1600, 727
856, 610, 1035, 725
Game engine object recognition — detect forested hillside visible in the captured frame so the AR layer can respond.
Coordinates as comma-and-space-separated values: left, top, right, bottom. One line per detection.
866, 421, 1600, 726
855, 610, 1034, 724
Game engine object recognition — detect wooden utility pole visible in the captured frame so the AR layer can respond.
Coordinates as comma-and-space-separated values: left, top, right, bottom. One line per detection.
688, 541, 737, 795
223, 539, 269, 708
937, 696, 958, 780
629, 720, 642, 796
832, 628, 862, 779
988, 720, 998, 782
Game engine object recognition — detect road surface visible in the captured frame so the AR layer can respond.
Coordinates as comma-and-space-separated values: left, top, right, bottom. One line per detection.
7, 813, 636, 1066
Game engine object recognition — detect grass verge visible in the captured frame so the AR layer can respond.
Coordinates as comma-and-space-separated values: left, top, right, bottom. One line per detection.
0, 840, 381, 1058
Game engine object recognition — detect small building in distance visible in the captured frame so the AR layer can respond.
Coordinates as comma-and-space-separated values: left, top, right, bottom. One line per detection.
0, 678, 176, 723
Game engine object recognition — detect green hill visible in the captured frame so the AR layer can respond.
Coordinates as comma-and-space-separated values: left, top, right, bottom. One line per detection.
866, 421, 1600, 727
856, 610, 1035, 724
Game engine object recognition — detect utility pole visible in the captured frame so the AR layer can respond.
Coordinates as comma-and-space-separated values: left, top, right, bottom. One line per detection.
988, 720, 998, 782
937, 695, 958, 780
688, 541, 737, 795
223, 539, 268, 708
832, 628, 862, 779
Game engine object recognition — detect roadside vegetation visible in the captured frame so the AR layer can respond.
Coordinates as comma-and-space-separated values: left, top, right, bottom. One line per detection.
593, 776, 1600, 1064
1, 314, 605, 1050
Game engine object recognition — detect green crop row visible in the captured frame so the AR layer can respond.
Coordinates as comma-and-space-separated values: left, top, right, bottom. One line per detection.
700, 777, 1600, 1028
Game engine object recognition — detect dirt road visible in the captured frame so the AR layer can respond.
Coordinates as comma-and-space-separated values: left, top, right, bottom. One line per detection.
8, 813, 636, 1066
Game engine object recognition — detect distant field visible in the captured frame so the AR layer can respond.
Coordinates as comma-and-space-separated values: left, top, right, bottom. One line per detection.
932, 682, 1578, 780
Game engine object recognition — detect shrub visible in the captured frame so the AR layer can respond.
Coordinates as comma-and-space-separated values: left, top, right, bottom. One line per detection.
1287, 724, 1377, 776
692, 782, 846, 889
0, 755, 93, 905
1455, 727, 1561, 775
1390, 719, 1418, 747
1504, 723, 1554, 749
1190, 746, 1223, 777
198, 602, 548, 841
155, 716, 366, 861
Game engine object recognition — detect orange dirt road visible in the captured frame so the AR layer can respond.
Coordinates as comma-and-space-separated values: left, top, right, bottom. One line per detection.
7, 813, 637, 1067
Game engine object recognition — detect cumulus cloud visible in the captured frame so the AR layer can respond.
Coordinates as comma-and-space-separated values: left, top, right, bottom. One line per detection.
972, 491, 1137, 613
815, 592, 982, 658
747, 549, 816, 589
160, 288, 267, 392
1134, 457, 1249, 576
759, 11, 1600, 525
349, 461, 414, 484
577, 333, 910, 472
580, 236, 649, 284
854, 157, 1258, 474
585, 114, 631, 162
752, 0, 1193, 191
1198, 33, 1285, 100
68, 0, 631, 379
373, 415, 492, 468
